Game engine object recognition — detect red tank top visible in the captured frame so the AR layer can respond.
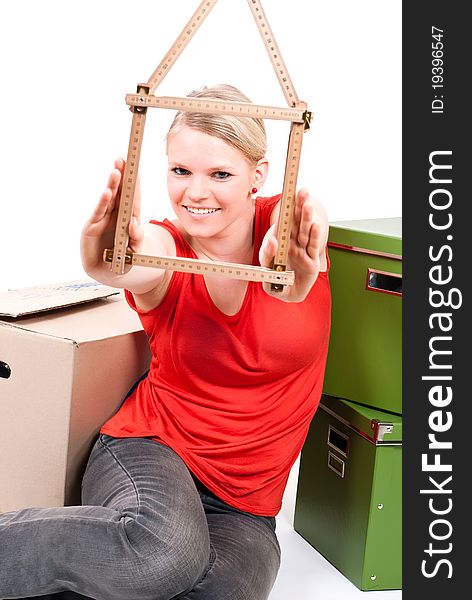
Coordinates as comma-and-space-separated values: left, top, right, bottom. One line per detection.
101, 195, 331, 516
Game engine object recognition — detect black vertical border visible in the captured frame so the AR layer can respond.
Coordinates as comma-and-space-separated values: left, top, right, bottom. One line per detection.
403, 1, 469, 597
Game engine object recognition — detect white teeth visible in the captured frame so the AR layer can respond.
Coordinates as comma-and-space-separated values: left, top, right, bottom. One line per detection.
185, 206, 220, 215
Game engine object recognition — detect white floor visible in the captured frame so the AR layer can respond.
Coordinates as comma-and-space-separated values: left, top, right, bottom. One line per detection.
269, 460, 402, 599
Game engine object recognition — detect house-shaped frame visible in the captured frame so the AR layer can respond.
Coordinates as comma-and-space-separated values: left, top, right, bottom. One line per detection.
105, 0, 311, 291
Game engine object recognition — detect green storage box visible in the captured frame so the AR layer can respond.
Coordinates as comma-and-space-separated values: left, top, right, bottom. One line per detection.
294, 394, 402, 591
323, 217, 402, 415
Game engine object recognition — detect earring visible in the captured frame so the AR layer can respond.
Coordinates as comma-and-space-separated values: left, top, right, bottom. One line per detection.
251, 187, 258, 194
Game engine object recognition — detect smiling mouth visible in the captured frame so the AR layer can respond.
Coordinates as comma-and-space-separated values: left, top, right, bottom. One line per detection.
184, 206, 221, 215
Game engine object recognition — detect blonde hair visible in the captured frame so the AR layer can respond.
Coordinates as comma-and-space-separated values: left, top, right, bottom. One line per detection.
167, 84, 267, 165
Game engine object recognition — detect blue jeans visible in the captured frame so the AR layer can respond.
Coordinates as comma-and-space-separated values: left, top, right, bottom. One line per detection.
0, 435, 280, 600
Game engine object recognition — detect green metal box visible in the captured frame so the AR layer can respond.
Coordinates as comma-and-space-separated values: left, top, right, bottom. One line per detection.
323, 218, 402, 415
294, 395, 402, 591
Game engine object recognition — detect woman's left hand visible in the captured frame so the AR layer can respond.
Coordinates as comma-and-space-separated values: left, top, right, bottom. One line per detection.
259, 189, 328, 302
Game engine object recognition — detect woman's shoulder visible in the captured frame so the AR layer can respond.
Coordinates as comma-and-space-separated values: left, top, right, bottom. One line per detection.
255, 194, 282, 227
145, 218, 197, 258
256, 194, 282, 212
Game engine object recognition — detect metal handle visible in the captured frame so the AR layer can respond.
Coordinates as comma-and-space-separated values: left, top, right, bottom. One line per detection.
327, 451, 345, 478
366, 268, 402, 296
0, 361, 11, 379
327, 425, 349, 457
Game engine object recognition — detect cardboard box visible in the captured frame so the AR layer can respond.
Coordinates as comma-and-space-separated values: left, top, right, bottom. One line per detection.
0, 293, 151, 512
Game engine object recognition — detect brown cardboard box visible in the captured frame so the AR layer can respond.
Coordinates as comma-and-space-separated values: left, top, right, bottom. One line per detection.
0, 294, 151, 512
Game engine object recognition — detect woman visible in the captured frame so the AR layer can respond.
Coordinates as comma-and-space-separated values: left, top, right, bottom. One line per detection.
0, 85, 330, 600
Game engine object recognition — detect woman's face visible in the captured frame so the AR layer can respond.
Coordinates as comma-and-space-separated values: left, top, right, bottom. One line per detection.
167, 126, 261, 240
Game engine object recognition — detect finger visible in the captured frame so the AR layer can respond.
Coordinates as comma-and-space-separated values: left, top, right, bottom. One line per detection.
292, 192, 302, 236
291, 189, 304, 232
92, 163, 123, 221
106, 158, 125, 206
114, 157, 125, 172
259, 224, 278, 268
306, 218, 323, 260
89, 187, 113, 224
259, 235, 278, 268
291, 188, 309, 239
132, 174, 142, 221
106, 167, 122, 200
296, 196, 314, 249
128, 216, 144, 252
297, 187, 310, 204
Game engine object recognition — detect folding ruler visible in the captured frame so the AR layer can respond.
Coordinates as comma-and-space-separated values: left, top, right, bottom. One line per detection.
104, 0, 312, 291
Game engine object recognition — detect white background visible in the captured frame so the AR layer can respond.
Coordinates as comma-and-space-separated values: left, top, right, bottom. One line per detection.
0, 0, 401, 290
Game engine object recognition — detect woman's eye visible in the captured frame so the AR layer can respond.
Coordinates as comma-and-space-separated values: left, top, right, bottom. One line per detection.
213, 171, 232, 180
172, 167, 189, 176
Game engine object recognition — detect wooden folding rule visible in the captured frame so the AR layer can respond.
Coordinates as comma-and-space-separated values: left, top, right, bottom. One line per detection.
104, 0, 312, 291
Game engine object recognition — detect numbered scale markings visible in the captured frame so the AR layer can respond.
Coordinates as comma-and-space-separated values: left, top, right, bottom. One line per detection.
104, 250, 295, 285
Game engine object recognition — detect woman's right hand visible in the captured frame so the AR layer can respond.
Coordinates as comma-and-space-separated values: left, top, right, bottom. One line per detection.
80, 158, 143, 280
